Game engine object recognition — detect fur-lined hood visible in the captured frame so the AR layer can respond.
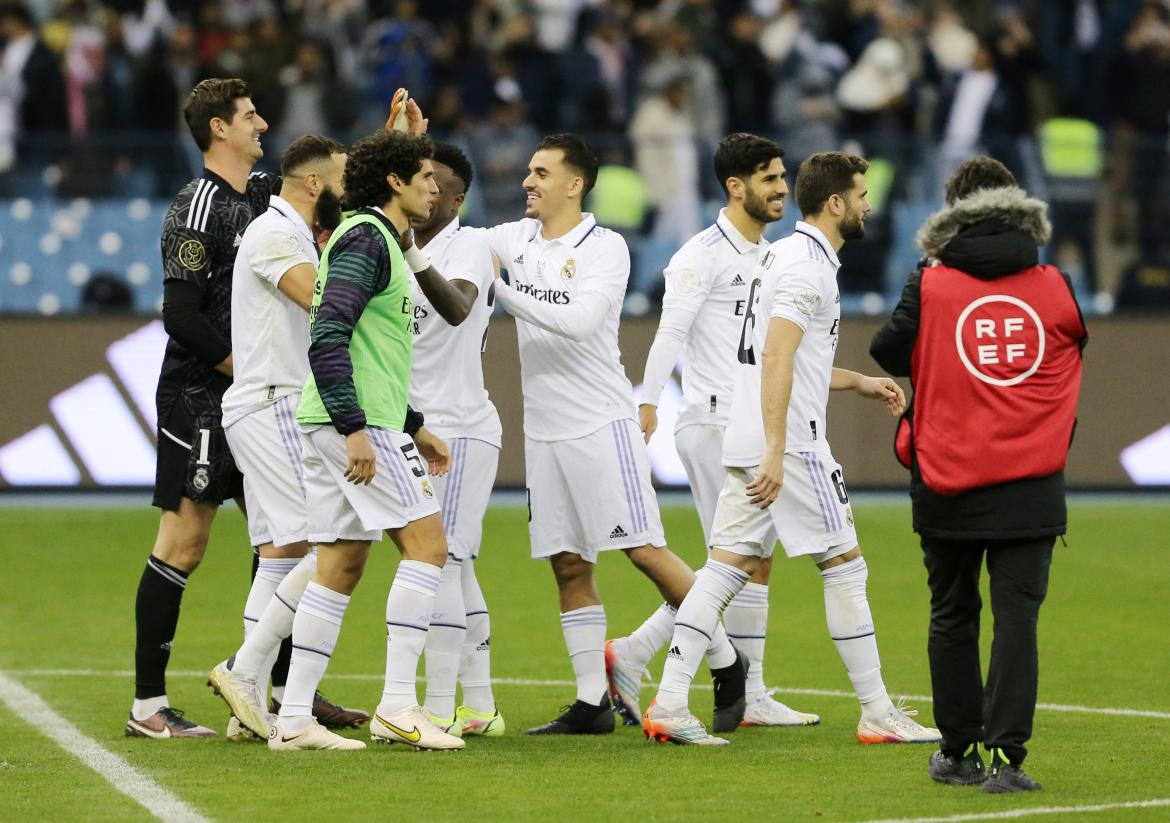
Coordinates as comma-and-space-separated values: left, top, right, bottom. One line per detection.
916, 186, 1052, 258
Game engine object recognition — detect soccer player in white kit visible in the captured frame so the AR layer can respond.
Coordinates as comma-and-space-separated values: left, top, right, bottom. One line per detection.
483, 134, 746, 735
207, 135, 369, 739
409, 143, 505, 738
608, 134, 819, 729
644, 151, 942, 746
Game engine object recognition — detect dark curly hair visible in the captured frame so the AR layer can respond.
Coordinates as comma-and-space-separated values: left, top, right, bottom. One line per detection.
343, 130, 435, 211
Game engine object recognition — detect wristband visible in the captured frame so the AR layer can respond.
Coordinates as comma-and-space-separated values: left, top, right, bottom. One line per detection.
404, 245, 430, 274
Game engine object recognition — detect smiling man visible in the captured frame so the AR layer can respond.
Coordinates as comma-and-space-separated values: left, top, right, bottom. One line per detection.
482, 134, 746, 738
608, 133, 820, 732
643, 151, 941, 746
127, 78, 280, 740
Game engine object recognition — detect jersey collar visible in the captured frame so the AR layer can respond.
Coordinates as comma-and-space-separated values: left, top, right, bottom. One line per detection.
793, 221, 841, 268
537, 213, 597, 248
201, 167, 245, 198
267, 195, 314, 244
422, 215, 461, 251
716, 209, 760, 254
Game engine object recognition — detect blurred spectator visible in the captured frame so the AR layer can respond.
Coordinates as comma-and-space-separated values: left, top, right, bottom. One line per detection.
0, 1, 68, 176
81, 271, 133, 312
716, 11, 773, 132
1118, 0, 1170, 257
271, 39, 356, 155
630, 72, 701, 247
773, 61, 842, 171
469, 92, 539, 222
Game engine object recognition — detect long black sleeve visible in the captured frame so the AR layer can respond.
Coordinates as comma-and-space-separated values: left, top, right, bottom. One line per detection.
870, 266, 923, 377
162, 279, 231, 367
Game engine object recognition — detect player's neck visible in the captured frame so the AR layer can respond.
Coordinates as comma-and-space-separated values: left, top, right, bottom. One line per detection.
539, 207, 585, 241
802, 215, 845, 253
414, 214, 454, 250
723, 202, 765, 244
278, 184, 317, 233
202, 146, 254, 194
380, 199, 411, 237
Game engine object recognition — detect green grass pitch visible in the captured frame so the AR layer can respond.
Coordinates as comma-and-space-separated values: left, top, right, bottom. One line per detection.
1, 500, 1168, 822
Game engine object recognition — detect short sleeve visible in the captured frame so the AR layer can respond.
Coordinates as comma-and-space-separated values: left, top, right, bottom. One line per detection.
251, 228, 313, 288
577, 232, 630, 311
162, 220, 216, 286
661, 244, 716, 315
444, 229, 494, 295
769, 261, 830, 332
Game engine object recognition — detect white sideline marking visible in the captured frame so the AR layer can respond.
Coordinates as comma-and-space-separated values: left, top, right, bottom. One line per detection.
0, 672, 209, 823
11, 669, 1170, 721
860, 797, 1170, 823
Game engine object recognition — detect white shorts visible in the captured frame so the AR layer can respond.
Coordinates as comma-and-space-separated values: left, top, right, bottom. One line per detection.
431, 436, 498, 560
526, 419, 666, 562
300, 424, 440, 544
225, 395, 308, 548
675, 423, 726, 542
709, 450, 858, 562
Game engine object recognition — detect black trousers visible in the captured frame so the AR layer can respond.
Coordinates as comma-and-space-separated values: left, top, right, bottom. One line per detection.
921, 536, 1054, 765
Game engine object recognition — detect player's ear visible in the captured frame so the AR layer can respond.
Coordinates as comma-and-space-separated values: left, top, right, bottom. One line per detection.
387, 172, 403, 194
726, 176, 743, 201
567, 174, 582, 199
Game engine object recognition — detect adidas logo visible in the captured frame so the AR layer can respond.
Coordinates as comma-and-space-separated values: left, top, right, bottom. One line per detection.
476, 637, 490, 651
0, 321, 168, 486
609, 525, 628, 539
667, 645, 683, 661
234, 232, 243, 247
731, 274, 745, 286
513, 254, 524, 264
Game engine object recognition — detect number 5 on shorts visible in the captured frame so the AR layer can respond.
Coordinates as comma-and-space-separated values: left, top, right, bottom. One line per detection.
399, 443, 425, 478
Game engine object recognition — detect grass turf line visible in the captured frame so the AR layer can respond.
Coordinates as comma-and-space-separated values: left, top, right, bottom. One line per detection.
1, 502, 1167, 822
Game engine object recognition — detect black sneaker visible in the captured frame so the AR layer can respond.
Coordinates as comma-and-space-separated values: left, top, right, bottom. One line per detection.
929, 747, 987, 786
711, 649, 748, 733
982, 749, 1041, 793
525, 695, 615, 735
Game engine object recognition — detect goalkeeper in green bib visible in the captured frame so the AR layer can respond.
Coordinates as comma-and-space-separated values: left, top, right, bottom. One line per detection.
269, 130, 478, 752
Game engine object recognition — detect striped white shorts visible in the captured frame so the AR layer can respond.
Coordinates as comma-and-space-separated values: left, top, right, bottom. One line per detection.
299, 424, 440, 544
709, 450, 858, 561
525, 419, 666, 562
225, 394, 308, 548
430, 436, 499, 560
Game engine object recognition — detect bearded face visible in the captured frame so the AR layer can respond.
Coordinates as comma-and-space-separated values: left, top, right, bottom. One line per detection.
315, 184, 344, 231
839, 197, 866, 241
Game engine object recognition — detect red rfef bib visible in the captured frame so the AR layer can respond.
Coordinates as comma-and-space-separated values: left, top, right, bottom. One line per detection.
895, 264, 1085, 495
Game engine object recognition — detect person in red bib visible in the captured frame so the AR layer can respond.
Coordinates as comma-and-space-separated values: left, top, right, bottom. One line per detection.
871, 156, 1087, 794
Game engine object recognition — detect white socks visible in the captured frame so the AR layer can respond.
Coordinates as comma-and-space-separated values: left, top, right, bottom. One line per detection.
243, 556, 301, 638
131, 695, 168, 721
233, 552, 317, 682
279, 581, 349, 732
459, 557, 495, 713
621, 602, 676, 669
379, 560, 442, 716
560, 605, 607, 705
723, 582, 769, 702
822, 556, 892, 717
423, 557, 466, 718
656, 559, 749, 712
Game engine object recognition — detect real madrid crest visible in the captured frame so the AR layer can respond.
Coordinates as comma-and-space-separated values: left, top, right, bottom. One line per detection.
421, 479, 434, 499
560, 258, 576, 281
192, 467, 210, 492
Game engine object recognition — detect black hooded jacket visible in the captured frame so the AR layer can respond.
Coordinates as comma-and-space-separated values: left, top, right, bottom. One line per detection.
870, 187, 1085, 540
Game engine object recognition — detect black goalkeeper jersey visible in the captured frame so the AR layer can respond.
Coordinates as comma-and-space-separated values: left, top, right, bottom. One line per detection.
155, 168, 280, 427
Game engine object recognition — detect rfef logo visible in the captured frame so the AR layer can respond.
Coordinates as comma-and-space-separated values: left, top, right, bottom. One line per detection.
954, 295, 1046, 387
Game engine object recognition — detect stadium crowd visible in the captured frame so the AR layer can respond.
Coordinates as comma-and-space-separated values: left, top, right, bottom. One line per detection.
2, 0, 1169, 306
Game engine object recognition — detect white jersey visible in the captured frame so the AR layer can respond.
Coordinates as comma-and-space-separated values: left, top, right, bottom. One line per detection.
482, 214, 635, 441
723, 221, 842, 467
409, 217, 502, 447
222, 195, 316, 428
662, 209, 762, 429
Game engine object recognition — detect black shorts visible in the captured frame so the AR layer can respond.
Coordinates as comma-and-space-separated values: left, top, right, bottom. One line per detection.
153, 402, 243, 510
